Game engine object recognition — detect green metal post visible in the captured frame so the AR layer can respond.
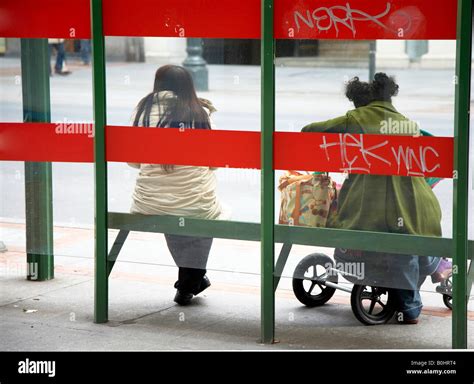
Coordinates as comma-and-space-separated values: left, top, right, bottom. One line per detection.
274, 243, 292, 291
261, 0, 275, 344
452, 0, 472, 349
21, 39, 54, 281
91, 0, 108, 323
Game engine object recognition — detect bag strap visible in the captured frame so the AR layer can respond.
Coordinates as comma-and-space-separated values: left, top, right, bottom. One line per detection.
279, 174, 312, 190
291, 180, 302, 226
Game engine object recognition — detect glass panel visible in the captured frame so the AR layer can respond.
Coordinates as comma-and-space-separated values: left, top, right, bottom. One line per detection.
275, 38, 456, 348
1, 36, 95, 342
106, 36, 262, 321
49, 37, 94, 264
468, 39, 474, 348
1, 39, 24, 271
0, 38, 22, 122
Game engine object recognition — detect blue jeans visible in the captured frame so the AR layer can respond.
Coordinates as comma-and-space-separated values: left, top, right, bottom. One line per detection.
49, 43, 65, 72
80, 39, 91, 65
391, 255, 441, 320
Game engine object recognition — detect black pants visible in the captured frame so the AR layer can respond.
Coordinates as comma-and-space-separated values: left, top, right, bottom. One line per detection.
164, 234, 213, 293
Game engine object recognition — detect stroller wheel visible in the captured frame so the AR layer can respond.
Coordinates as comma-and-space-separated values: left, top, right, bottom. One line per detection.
292, 253, 337, 307
442, 273, 453, 310
351, 285, 396, 325
443, 294, 452, 310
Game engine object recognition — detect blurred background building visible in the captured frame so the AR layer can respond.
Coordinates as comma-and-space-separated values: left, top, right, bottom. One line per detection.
0, 37, 463, 69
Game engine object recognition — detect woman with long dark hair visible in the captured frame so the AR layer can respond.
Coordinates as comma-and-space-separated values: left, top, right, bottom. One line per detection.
128, 65, 230, 305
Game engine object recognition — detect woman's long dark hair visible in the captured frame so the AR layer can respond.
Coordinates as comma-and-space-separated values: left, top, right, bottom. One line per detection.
345, 72, 399, 108
133, 65, 211, 171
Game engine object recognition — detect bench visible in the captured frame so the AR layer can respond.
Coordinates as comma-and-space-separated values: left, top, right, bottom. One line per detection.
107, 212, 474, 294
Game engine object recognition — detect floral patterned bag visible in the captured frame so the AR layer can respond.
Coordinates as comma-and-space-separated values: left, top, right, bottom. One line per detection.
278, 171, 337, 227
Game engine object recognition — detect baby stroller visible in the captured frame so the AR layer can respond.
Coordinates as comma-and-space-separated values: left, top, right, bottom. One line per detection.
292, 249, 453, 325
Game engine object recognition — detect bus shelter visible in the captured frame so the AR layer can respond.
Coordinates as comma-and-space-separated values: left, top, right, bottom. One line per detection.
0, 0, 472, 348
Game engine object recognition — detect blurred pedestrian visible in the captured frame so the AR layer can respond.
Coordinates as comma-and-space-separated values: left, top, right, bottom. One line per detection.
80, 39, 91, 65
48, 39, 72, 76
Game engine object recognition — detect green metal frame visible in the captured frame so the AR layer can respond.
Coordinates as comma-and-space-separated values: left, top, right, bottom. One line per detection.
91, 0, 108, 323
108, 211, 473, 259
88, 0, 473, 348
261, 0, 276, 344
108, 212, 474, 259
21, 39, 54, 281
452, 0, 472, 349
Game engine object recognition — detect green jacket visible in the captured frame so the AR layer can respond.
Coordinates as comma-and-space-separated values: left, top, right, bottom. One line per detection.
302, 101, 442, 237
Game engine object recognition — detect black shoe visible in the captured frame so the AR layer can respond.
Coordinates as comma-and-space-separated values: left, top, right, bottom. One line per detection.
194, 275, 211, 295
174, 290, 194, 306
55, 70, 72, 76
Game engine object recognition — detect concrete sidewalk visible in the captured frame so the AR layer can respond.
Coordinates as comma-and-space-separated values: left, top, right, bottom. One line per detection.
1, 224, 473, 350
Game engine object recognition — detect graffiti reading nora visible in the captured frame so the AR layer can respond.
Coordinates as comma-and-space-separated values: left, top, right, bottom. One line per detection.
320, 134, 441, 177
294, 2, 394, 37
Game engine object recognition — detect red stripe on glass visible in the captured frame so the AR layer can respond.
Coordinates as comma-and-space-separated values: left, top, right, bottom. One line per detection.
102, 0, 261, 38
0, 122, 93, 162
275, 131, 454, 178
0, 123, 454, 178
274, 0, 457, 40
1, 0, 455, 40
0, 0, 91, 39
106, 125, 261, 168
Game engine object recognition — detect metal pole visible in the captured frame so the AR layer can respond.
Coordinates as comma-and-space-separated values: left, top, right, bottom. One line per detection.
368, 40, 376, 81
183, 38, 209, 91
452, 0, 472, 349
261, 0, 275, 344
91, 0, 108, 323
20, 39, 54, 281
405, 40, 429, 64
